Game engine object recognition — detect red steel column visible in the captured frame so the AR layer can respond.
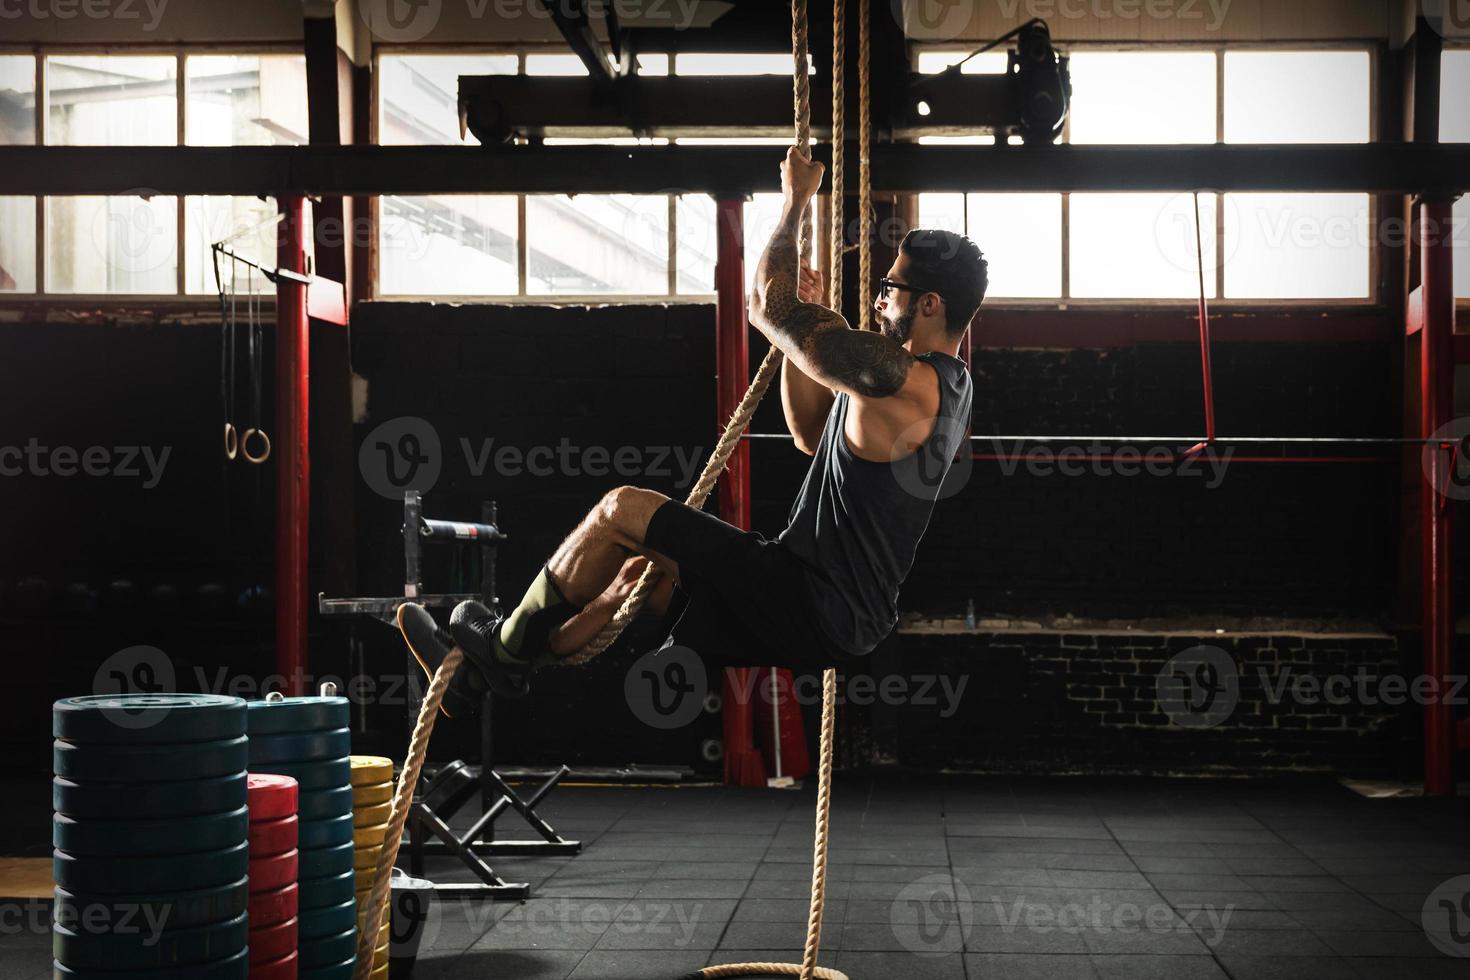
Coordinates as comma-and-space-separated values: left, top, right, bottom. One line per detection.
276, 195, 311, 696
1420, 197, 1455, 796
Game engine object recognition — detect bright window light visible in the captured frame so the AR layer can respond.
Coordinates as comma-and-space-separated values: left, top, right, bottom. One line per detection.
379, 195, 519, 296
915, 51, 1008, 74
1223, 193, 1371, 299
186, 55, 307, 146
1454, 197, 1468, 300
1225, 51, 1370, 144
1067, 52, 1215, 145
526, 195, 669, 295
677, 53, 810, 75
1443, 51, 1470, 143
46, 196, 178, 293
46, 55, 177, 146
1071, 193, 1219, 299
0, 196, 36, 292
379, 54, 517, 146
0, 55, 36, 145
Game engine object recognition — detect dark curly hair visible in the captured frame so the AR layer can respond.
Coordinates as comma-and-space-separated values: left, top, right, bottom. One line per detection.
899, 229, 988, 334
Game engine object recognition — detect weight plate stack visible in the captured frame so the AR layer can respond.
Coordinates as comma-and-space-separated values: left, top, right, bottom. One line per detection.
51, 694, 251, 979
349, 756, 394, 978
246, 697, 354, 976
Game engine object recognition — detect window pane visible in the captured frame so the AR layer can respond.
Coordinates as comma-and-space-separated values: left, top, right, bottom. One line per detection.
1071, 193, 1219, 299
675, 194, 716, 294
46, 196, 178, 293
0, 55, 35, 145
525, 54, 597, 76
967, 194, 1062, 298
1444, 51, 1470, 143
1068, 52, 1215, 144
916, 51, 1008, 74
379, 54, 516, 146
1223, 194, 1370, 299
379, 195, 518, 296
0, 197, 36, 292
1455, 197, 1468, 300
918, 193, 966, 235
1225, 51, 1369, 144
677, 53, 806, 75
184, 196, 279, 295
186, 55, 307, 146
525, 195, 667, 294
46, 56, 177, 146
742, 193, 786, 292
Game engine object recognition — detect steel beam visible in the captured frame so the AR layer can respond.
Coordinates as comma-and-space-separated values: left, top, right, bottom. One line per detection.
3, 144, 1467, 197
276, 195, 311, 697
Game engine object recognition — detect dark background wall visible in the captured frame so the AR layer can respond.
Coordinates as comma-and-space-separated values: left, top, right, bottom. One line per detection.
0, 302, 1436, 779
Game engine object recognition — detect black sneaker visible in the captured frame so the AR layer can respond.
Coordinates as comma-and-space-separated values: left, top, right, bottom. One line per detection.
449, 599, 532, 699
395, 602, 487, 719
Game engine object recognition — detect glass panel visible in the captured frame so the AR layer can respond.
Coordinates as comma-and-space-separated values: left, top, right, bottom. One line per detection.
186, 55, 307, 146
0, 197, 36, 292
1225, 51, 1370, 144
677, 53, 810, 75
378, 54, 517, 145
525, 54, 600, 76
1454, 196, 1468, 300
675, 194, 717, 294
1068, 52, 1215, 145
46, 196, 178, 293
1223, 193, 1370, 299
1444, 50, 1470, 143
915, 51, 1008, 74
184, 196, 280, 295
918, 193, 966, 235
527, 195, 668, 295
0, 55, 36, 145
1071, 193, 1219, 299
379, 195, 519, 296
967, 194, 1063, 299
46, 56, 177, 146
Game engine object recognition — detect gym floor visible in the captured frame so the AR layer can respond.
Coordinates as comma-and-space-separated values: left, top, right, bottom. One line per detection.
8, 774, 1470, 980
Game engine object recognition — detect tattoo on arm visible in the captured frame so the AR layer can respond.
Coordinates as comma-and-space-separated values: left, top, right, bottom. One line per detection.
753, 217, 914, 398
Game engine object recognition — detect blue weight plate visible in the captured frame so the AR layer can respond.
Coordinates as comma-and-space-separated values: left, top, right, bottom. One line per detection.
296, 841, 355, 881
296, 786, 353, 821
250, 757, 350, 791
53, 806, 248, 857
296, 813, 354, 850
247, 728, 352, 765
53, 911, 247, 971
297, 897, 356, 940
54, 695, 246, 745
54, 736, 248, 783
296, 955, 355, 980
54, 841, 249, 895
54, 774, 247, 821
53, 878, 248, 933
53, 946, 248, 980
295, 869, 354, 911
245, 697, 350, 735
296, 927, 357, 969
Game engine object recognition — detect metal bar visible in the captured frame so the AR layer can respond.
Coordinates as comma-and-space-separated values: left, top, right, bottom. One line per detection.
970, 453, 1389, 465
744, 433, 1438, 444
715, 198, 750, 530
4, 144, 1468, 196
275, 195, 310, 696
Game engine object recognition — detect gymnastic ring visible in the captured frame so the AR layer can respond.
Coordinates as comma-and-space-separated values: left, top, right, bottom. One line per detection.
241, 428, 272, 464
224, 422, 238, 460
702, 692, 723, 714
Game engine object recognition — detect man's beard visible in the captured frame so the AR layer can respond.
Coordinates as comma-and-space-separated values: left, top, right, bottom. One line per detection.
877, 303, 917, 345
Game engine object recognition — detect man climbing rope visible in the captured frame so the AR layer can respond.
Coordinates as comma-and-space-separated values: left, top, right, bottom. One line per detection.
398, 147, 984, 705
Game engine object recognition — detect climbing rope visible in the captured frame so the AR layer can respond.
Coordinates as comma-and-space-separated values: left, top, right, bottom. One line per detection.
856, 0, 872, 331
828, 0, 845, 308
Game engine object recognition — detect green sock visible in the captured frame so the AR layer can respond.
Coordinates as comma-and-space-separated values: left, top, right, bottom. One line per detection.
495, 567, 578, 665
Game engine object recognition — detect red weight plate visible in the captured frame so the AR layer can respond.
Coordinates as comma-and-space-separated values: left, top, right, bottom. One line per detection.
248, 916, 298, 964
249, 815, 299, 858
249, 950, 298, 980
248, 774, 299, 821
249, 848, 298, 894
248, 882, 298, 927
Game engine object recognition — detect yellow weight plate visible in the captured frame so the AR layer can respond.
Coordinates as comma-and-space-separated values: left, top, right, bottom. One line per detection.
349, 756, 393, 787
353, 821, 389, 849
353, 844, 382, 870
352, 781, 394, 806
353, 801, 391, 828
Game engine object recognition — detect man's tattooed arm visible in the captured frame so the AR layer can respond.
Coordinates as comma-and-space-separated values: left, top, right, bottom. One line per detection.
750, 211, 915, 399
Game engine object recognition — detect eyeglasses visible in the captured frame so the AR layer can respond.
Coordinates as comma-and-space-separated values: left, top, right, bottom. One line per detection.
877, 277, 945, 303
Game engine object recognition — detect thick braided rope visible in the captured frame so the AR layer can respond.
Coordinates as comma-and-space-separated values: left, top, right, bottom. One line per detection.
561, 0, 816, 667
680, 668, 845, 980
351, 648, 463, 980
856, 0, 872, 331
828, 0, 845, 308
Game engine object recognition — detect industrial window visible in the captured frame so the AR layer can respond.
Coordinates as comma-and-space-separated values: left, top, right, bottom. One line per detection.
1449, 50, 1469, 300
0, 55, 35, 293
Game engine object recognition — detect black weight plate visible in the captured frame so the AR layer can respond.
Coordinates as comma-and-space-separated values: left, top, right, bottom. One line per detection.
53, 878, 248, 933
247, 729, 351, 765
295, 869, 354, 910
296, 841, 355, 881
54, 841, 249, 895
54, 695, 246, 745
54, 736, 248, 783
250, 757, 350, 791
54, 774, 247, 821
53, 911, 247, 971
296, 786, 353, 821
297, 898, 355, 940
53, 946, 248, 980
53, 807, 248, 856
296, 927, 357, 969
245, 697, 349, 735
296, 813, 354, 851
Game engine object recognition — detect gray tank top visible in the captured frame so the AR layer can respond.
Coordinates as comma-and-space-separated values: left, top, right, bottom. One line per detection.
777, 351, 973, 655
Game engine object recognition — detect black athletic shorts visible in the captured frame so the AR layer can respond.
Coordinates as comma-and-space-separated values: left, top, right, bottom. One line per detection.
643, 500, 856, 674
